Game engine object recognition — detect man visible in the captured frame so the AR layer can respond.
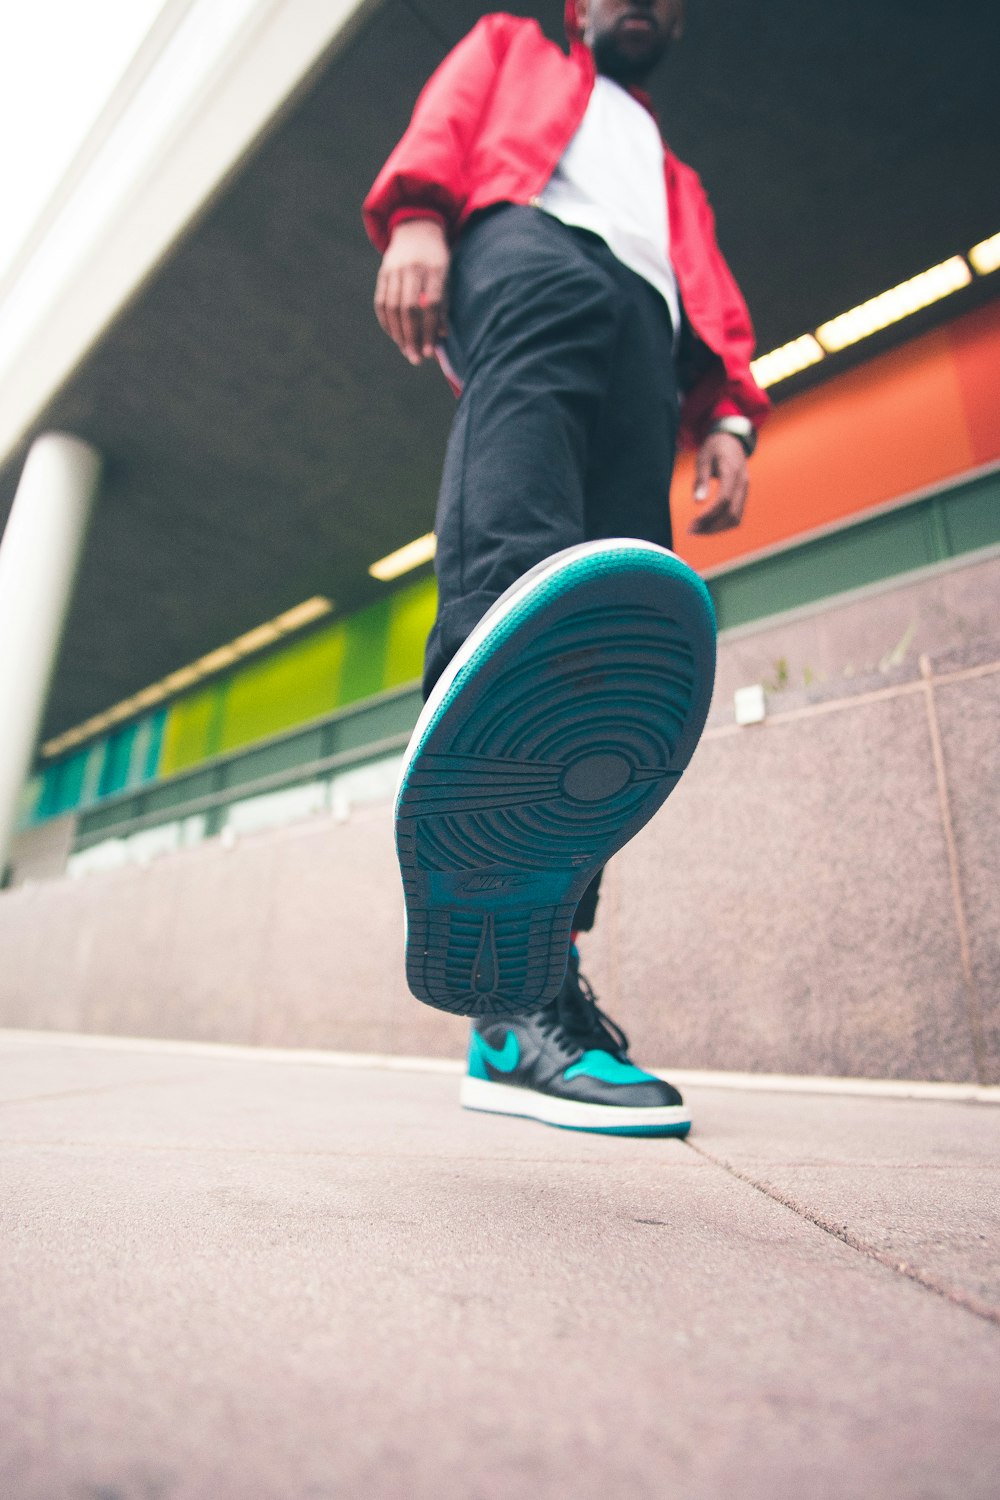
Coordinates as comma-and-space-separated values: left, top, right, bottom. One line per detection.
363, 0, 768, 1135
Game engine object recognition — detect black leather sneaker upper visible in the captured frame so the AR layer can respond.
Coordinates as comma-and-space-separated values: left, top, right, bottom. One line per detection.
469, 950, 683, 1109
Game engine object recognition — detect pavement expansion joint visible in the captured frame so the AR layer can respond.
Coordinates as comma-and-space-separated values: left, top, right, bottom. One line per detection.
684, 1138, 1000, 1330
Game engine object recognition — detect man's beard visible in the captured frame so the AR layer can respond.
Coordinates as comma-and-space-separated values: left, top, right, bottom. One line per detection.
591, 27, 670, 85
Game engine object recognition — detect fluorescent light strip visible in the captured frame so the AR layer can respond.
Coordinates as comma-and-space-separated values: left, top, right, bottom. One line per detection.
751, 334, 825, 390
969, 232, 1000, 277
41, 595, 334, 759
751, 236, 996, 390
815, 256, 972, 354
369, 532, 437, 582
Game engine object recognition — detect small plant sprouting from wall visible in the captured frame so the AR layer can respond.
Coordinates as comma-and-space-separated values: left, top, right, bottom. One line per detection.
764, 657, 789, 692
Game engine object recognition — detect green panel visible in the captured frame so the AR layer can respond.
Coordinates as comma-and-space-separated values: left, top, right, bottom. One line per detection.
160, 684, 227, 776
330, 689, 422, 753
219, 625, 345, 754
32, 468, 998, 832
384, 576, 438, 689
338, 596, 392, 705
940, 471, 1000, 556
78, 794, 143, 838
142, 767, 218, 815
710, 501, 938, 631
224, 726, 326, 790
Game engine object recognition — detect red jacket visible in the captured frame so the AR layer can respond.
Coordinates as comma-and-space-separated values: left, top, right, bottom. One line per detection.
363, 5, 770, 447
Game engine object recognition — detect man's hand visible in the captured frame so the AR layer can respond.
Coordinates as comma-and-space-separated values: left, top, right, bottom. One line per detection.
374, 219, 451, 365
689, 430, 750, 534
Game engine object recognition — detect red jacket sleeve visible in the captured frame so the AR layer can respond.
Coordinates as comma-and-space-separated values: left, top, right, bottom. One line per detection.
691, 190, 771, 442
362, 15, 513, 253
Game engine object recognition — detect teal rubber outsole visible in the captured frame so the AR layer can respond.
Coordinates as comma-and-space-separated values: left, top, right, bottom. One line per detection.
396, 541, 716, 1018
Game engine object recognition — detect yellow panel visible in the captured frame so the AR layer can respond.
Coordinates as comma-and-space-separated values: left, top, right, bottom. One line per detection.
159, 686, 223, 775
383, 576, 438, 689
218, 624, 346, 754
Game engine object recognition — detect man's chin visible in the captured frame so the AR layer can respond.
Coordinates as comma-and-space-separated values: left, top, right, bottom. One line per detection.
593, 32, 669, 84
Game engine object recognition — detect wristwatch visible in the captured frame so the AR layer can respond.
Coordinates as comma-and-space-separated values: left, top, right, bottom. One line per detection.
709, 415, 757, 457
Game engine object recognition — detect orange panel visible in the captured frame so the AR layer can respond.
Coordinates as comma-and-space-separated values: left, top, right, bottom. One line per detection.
948, 300, 1000, 466
672, 311, 983, 572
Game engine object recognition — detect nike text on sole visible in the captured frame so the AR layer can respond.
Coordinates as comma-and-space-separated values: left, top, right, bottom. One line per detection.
395, 539, 716, 1018
459, 1076, 692, 1136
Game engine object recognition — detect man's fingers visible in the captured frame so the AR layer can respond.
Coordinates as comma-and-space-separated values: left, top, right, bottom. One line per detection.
688, 490, 745, 534
374, 221, 452, 364
689, 500, 727, 534
722, 464, 749, 526
380, 267, 405, 356
418, 268, 446, 356
693, 446, 713, 501
732, 472, 749, 524
374, 267, 391, 339
713, 453, 742, 509
399, 266, 424, 364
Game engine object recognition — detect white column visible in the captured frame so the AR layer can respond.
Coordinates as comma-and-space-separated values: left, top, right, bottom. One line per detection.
0, 432, 102, 872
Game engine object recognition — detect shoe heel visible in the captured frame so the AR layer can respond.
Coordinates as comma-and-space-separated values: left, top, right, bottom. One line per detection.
406, 900, 576, 1017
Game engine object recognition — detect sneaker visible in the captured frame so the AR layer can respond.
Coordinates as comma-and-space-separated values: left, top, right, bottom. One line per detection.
460, 947, 691, 1136
395, 539, 716, 1017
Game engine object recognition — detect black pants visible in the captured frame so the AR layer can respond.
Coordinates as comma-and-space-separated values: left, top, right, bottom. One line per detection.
423, 205, 679, 931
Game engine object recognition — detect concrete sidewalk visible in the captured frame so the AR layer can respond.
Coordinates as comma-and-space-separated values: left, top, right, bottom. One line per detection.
1, 1031, 998, 1500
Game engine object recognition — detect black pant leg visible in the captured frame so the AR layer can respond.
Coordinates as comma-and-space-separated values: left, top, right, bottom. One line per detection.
421, 210, 679, 941
584, 256, 678, 547
572, 254, 679, 933
422, 207, 625, 697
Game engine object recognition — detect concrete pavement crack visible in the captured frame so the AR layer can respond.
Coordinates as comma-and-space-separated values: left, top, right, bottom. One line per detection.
683, 1138, 1000, 1329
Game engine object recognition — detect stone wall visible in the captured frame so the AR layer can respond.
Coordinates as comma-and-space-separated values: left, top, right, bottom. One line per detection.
1, 638, 995, 1083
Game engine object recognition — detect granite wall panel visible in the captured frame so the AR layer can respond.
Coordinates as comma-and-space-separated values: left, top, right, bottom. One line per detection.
606, 691, 979, 1081
712, 551, 1000, 706
931, 664, 1000, 1083
0, 661, 995, 1082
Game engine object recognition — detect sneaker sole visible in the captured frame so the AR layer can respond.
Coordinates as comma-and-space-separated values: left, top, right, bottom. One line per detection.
395, 539, 716, 1017
460, 1076, 692, 1136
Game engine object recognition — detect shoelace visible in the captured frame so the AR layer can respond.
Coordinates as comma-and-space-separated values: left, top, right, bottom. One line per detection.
540, 962, 631, 1057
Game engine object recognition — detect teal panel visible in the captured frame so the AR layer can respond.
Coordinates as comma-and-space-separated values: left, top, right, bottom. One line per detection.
79, 743, 106, 808
143, 710, 166, 781
30, 468, 998, 831
99, 725, 137, 798
36, 765, 59, 821
39, 750, 88, 818
127, 716, 165, 789
16, 775, 43, 831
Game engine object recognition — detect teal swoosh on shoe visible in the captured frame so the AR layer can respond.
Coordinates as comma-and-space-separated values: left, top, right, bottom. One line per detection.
563, 1049, 657, 1085
470, 1031, 520, 1075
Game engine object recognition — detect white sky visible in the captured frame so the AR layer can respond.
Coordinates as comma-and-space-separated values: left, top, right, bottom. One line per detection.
0, 0, 169, 280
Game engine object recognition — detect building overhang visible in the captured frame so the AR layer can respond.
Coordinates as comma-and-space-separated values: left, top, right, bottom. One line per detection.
1, 0, 998, 742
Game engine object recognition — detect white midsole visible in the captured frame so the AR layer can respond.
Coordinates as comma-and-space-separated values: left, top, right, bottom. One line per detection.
460, 1075, 691, 1131
394, 538, 681, 807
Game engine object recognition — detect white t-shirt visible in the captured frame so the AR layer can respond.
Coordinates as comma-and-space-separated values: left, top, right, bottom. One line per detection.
536, 75, 680, 337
